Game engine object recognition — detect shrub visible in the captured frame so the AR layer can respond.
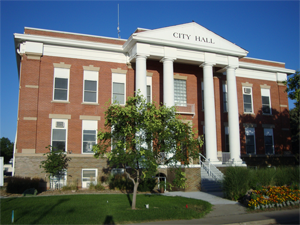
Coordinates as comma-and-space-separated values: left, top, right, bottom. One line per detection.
6, 177, 40, 194
89, 183, 105, 191
222, 166, 300, 201
222, 167, 250, 201
108, 174, 156, 191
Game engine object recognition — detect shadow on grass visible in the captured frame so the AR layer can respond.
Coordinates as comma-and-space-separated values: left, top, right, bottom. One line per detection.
20, 198, 70, 224
104, 215, 115, 225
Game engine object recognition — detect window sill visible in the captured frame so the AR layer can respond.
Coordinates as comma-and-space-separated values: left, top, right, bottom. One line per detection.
243, 112, 255, 115
81, 102, 99, 105
51, 100, 70, 104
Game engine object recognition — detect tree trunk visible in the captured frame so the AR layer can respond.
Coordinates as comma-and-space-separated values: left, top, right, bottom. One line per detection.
131, 181, 139, 209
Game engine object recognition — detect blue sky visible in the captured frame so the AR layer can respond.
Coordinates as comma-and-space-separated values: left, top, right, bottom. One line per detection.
1, 1, 299, 142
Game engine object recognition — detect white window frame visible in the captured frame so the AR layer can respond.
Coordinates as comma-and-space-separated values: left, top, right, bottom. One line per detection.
82, 120, 98, 154
53, 67, 70, 102
51, 119, 68, 152
261, 88, 272, 115
243, 87, 254, 113
174, 79, 187, 107
112, 73, 126, 105
245, 127, 256, 154
223, 82, 228, 112
264, 128, 274, 154
50, 170, 67, 189
83, 70, 98, 103
82, 169, 98, 188
147, 76, 152, 103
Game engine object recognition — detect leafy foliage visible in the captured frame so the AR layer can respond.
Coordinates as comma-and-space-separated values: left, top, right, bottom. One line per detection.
284, 71, 300, 109
93, 93, 202, 209
40, 146, 71, 176
0, 137, 14, 164
283, 71, 299, 159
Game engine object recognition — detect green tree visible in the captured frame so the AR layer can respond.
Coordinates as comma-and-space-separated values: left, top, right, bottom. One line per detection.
40, 146, 71, 189
284, 71, 299, 158
0, 137, 14, 164
93, 94, 202, 209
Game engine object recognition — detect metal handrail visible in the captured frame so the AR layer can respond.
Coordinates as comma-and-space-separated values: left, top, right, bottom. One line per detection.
199, 153, 223, 181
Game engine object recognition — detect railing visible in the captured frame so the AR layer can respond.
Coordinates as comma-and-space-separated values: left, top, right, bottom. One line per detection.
199, 153, 223, 181
175, 104, 195, 117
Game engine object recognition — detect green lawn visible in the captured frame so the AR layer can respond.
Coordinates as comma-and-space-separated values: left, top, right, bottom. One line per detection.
1, 194, 212, 224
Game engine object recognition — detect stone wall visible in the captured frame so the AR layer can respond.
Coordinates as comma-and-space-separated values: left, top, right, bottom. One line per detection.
15, 154, 108, 188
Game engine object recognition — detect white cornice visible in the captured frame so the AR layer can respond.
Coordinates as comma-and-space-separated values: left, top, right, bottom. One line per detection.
14, 33, 124, 53
24, 27, 127, 42
239, 62, 295, 74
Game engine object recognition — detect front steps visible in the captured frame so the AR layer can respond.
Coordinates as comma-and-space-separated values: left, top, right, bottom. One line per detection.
201, 162, 224, 192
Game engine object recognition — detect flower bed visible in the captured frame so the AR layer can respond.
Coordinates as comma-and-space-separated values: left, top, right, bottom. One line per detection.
248, 185, 300, 210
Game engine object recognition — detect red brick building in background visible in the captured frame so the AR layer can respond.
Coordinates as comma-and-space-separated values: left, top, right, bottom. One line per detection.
13, 23, 295, 190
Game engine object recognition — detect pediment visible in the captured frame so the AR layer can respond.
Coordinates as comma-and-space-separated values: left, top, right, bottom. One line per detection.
131, 22, 248, 57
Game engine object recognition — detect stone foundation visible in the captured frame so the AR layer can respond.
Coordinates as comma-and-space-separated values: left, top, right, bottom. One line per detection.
14, 154, 201, 191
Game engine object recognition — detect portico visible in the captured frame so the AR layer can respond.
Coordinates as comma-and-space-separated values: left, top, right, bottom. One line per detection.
125, 22, 248, 165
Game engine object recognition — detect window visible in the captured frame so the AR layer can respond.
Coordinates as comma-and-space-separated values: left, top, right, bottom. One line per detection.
201, 82, 204, 110
245, 127, 255, 154
51, 119, 68, 152
53, 68, 70, 101
50, 170, 67, 189
223, 83, 228, 112
82, 169, 97, 188
174, 79, 187, 106
82, 120, 97, 154
83, 70, 98, 103
147, 76, 152, 103
261, 88, 271, 115
112, 73, 126, 105
243, 87, 253, 113
224, 126, 229, 152
264, 128, 274, 154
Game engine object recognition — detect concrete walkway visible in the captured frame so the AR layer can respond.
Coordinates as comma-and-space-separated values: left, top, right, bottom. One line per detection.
131, 191, 300, 225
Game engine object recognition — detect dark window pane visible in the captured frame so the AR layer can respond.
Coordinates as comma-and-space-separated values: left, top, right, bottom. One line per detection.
264, 136, 273, 145
84, 91, 96, 102
52, 141, 66, 151
262, 96, 270, 105
243, 95, 252, 103
52, 129, 66, 141
83, 141, 95, 153
55, 78, 68, 89
262, 105, 270, 114
54, 90, 67, 100
85, 80, 97, 91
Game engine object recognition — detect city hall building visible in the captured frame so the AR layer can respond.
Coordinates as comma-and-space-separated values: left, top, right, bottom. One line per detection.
13, 22, 295, 190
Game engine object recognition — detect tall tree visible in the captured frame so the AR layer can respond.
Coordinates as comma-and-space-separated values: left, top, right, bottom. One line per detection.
93, 94, 202, 209
0, 137, 14, 164
284, 71, 300, 158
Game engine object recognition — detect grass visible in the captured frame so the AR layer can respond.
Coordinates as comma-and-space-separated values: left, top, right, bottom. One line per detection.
1, 194, 212, 224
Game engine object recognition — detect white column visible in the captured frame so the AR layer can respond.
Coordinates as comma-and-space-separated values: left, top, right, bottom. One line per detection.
161, 58, 175, 107
135, 55, 147, 98
201, 63, 220, 164
226, 66, 243, 164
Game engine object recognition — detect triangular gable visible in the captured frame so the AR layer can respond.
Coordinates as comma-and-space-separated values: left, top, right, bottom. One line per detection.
132, 22, 248, 57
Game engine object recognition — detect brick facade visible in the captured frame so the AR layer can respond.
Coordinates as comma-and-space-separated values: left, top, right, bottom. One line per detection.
14, 23, 295, 191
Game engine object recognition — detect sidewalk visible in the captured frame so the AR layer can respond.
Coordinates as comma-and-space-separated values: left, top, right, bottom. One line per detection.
132, 191, 300, 225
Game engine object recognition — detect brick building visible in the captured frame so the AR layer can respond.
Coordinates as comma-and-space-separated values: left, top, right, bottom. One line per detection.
13, 22, 295, 190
